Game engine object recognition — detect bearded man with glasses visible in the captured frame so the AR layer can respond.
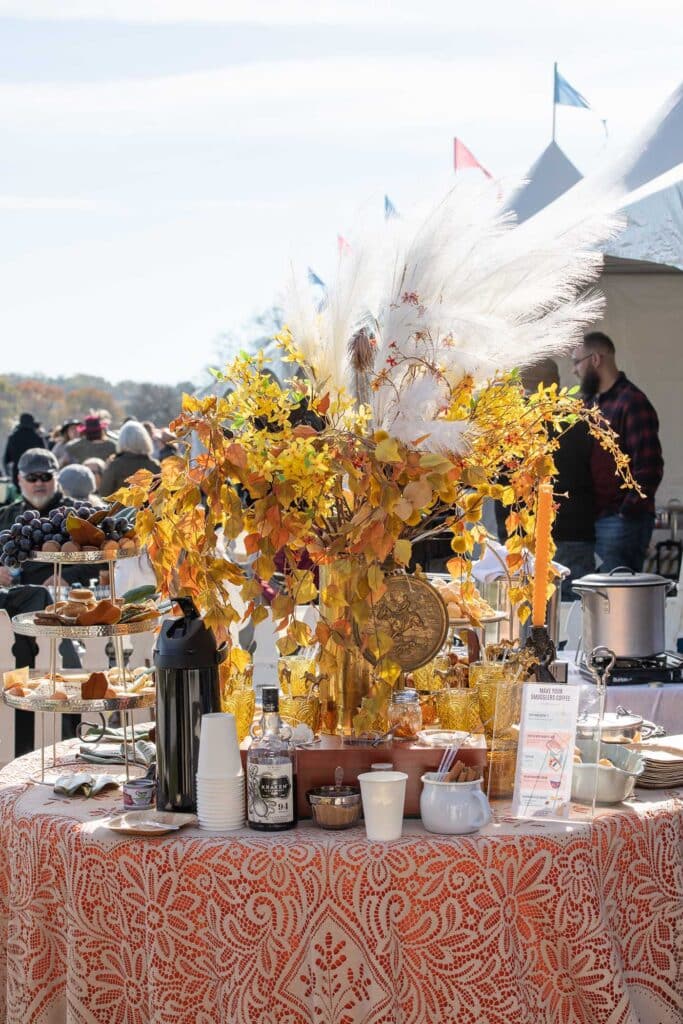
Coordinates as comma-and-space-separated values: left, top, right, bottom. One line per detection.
0, 449, 94, 756
572, 332, 663, 573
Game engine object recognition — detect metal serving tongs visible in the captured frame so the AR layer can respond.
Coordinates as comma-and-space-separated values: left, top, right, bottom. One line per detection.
588, 646, 616, 693
587, 646, 616, 816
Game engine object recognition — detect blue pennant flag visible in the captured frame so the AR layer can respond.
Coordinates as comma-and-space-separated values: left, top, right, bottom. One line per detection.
554, 69, 590, 109
307, 267, 326, 288
384, 195, 399, 220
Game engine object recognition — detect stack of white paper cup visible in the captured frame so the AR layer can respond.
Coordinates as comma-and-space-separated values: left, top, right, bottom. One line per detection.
358, 771, 408, 840
196, 713, 245, 831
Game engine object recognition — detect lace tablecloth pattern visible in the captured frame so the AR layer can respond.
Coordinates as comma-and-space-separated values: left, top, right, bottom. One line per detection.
0, 745, 682, 1024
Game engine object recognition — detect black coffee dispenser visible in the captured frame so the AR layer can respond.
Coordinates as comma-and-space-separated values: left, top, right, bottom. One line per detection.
154, 597, 227, 812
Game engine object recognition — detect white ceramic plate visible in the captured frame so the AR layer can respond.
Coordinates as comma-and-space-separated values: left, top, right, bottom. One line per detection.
447, 611, 508, 627
416, 729, 469, 747
104, 811, 197, 835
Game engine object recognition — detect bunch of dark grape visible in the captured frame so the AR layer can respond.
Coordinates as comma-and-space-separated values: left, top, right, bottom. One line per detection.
99, 515, 135, 542
0, 506, 69, 569
71, 501, 98, 519
0, 504, 135, 569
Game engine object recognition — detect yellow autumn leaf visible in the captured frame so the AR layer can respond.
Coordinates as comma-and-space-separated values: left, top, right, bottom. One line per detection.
271, 593, 295, 621
277, 634, 299, 655
393, 497, 413, 521
404, 478, 432, 508
251, 603, 269, 625
367, 564, 384, 592
288, 569, 318, 604
394, 538, 411, 565
375, 437, 402, 463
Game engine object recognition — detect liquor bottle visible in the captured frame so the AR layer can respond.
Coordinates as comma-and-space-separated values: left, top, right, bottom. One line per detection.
247, 687, 297, 831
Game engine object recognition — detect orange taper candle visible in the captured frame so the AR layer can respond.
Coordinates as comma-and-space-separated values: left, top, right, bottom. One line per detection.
531, 480, 554, 628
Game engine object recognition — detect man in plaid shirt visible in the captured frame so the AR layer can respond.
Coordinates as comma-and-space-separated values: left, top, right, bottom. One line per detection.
572, 331, 663, 572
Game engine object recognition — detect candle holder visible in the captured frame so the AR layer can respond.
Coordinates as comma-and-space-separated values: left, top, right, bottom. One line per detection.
523, 625, 557, 682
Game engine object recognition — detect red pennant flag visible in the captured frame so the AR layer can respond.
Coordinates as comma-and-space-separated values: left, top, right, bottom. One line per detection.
337, 234, 351, 254
453, 138, 492, 179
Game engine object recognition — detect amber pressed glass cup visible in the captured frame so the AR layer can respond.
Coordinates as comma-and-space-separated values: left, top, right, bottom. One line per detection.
278, 656, 318, 697
219, 663, 255, 743
279, 694, 321, 734
435, 688, 481, 733
477, 680, 523, 741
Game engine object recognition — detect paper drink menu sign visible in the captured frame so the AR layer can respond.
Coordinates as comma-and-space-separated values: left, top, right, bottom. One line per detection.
512, 684, 580, 818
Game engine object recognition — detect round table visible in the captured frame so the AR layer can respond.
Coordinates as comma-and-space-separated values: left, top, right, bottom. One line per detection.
1, 745, 682, 1024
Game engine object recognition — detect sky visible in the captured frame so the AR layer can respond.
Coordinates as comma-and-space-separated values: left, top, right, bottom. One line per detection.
0, 0, 681, 386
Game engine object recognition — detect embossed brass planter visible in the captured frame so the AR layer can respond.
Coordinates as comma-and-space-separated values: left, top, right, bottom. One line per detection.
319, 565, 448, 736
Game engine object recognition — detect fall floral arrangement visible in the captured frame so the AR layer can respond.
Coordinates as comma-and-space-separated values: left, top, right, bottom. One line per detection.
116, 181, 635, 685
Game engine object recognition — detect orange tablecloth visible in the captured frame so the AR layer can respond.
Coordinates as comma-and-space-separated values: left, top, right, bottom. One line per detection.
1, 746, 682, 1024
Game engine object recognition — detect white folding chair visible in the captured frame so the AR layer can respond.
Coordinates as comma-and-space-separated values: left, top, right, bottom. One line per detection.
78, 636, 113, 671
0, 610, 14, 673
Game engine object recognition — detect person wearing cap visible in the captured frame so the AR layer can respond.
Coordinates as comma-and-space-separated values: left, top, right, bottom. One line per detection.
58, 464, 105, 508
3, 412, 46, 486
61, 416, 116, 466
52, 418, 82, 466
0, 449, 94, 588
0, 449, 91, 755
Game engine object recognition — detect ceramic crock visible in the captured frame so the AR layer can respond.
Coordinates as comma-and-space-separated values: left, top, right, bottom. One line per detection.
420, 772, 492, 835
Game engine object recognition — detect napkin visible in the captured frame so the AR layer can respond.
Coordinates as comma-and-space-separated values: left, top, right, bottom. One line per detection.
291, 724, 315, 746
82, 723, 153, 743
79, 740, 156, 766
53, 773, 120, 798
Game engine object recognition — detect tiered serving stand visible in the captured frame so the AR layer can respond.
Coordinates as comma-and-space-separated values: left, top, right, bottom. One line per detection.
3, 547, 158, 782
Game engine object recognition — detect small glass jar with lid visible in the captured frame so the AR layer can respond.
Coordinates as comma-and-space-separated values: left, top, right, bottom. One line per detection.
388, 688, 423, 739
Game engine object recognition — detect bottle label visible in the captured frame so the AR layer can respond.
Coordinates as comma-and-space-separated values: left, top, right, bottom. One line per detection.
247, 763, 294, 825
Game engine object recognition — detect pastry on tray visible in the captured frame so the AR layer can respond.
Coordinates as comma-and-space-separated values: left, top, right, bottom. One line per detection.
432, 579, 496, 623
3, 666, 155, 704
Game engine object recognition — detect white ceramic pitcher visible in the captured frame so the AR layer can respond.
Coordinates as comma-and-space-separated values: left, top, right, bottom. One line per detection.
420, 772, 492, 835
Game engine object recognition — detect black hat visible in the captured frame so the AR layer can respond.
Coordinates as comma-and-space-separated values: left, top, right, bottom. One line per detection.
19, 412, 39, 429
17, 448, 59, 476
60, 418, 82, 434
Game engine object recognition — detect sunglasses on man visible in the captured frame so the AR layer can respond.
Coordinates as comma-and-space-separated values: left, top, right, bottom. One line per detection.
22, 472, 55, 483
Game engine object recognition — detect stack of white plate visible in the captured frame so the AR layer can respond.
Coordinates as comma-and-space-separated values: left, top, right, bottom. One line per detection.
196, 712, 246, 831
632, 735, 683, 788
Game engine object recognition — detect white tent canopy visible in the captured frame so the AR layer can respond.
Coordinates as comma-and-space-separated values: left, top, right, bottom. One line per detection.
615, 82, 683, 194
607, 163, 683, 270
505, 141, 582, 224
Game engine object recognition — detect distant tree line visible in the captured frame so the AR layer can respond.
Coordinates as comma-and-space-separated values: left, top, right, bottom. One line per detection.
0, 373, 194, 455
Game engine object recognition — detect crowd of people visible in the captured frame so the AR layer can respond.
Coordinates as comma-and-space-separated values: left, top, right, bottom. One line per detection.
2, 411, 175, 506
0, 412, 176, 758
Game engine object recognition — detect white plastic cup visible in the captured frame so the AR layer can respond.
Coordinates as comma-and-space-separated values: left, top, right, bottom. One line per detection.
197, 713, 242, 779
357, 771, 408, 841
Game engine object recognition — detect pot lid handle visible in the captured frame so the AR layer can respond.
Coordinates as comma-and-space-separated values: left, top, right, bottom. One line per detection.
608, 566, 635, 576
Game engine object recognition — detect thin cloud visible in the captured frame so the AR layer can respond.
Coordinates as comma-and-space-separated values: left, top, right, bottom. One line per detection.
0, 0, 679, 26
0, 0, 423, 25
0, 195, 105, 210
